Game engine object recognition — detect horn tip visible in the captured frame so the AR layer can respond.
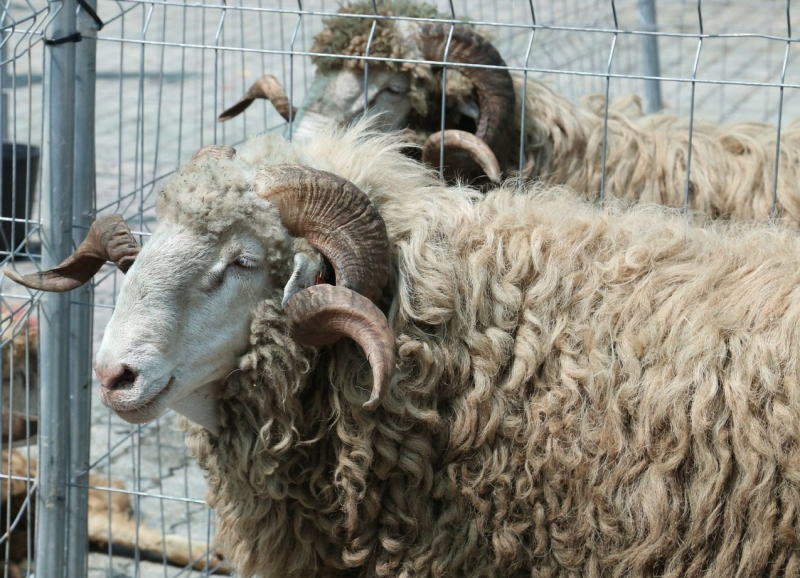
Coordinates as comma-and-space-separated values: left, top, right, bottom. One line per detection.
3, 267, 27, 287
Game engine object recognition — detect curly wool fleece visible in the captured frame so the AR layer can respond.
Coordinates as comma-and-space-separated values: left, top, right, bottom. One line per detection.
179, 122, 800, 577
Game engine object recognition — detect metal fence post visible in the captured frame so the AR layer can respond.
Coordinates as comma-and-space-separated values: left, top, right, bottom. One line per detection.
638, 0, 662, 113
35, 0, 77, 575
1, 33, 8, 143
66, 1, 98, 576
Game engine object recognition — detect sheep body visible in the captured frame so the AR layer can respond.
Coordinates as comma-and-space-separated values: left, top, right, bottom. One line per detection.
175, 123, 800, 577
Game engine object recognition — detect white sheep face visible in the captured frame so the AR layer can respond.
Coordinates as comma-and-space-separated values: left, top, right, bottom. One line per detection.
94, 223, 272, 432
293, 69, 412, 141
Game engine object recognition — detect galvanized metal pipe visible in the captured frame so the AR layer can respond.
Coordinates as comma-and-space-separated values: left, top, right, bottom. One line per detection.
35, 0, 78, 575
66, 2, 99, 576
638, 0, 662, 114
1, 36, 8, 143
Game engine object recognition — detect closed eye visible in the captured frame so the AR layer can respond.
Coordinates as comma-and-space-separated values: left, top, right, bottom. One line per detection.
205, 255, 259, 292
386, 83, 407, 95
378, 85, 406, 100
231, 255, 258, 269
366, 85, 407, 109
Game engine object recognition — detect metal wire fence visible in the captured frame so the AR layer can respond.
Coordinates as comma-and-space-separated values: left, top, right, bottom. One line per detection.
0, 0, 798, 576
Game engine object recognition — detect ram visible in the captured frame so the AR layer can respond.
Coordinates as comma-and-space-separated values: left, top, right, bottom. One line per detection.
8, 122, 800, 577
220, 0, 516, 184
222, 0, 800, 223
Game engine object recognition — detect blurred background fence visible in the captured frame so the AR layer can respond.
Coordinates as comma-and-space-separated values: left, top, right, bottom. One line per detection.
0, 0, 798, 576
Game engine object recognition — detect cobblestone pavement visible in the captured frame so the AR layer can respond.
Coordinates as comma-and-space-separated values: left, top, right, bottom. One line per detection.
3, 1, 800, 576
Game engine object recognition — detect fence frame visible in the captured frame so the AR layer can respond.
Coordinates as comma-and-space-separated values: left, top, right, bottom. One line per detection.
638, 0, 662, 113
66, 0, 100, 576
35, 0, 96, 575
35, 0, 77, 573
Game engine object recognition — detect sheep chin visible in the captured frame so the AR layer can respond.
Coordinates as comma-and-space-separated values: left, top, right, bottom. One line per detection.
292, 111, 334, 142
168, 381, 222, 436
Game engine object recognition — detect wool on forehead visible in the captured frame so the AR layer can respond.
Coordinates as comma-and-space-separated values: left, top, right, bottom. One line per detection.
310, 0, 440, 73
156, 134, 303, 240
154, 135, 308, 287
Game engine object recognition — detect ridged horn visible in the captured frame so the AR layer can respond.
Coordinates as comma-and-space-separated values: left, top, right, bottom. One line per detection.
422, 129, 502, 183
3, 215, 140, 292
191, 145, 236, 162
284, 284, 394, 410
259, 165, 393, 409
218, 74, 298, 123
418, 23, 515, 175
258, 165, 389, 304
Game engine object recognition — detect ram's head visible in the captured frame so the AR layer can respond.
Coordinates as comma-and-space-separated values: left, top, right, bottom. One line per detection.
3, 145, 395, 435
219, 2, 516, 183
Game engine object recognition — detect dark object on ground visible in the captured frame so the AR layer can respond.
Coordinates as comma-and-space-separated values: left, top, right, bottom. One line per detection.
1, 143, 40, 257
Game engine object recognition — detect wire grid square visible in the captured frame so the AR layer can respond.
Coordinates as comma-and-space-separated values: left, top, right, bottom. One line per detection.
0, 0, 800, 576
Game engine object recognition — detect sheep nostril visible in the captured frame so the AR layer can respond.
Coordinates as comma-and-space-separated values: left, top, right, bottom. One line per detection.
112, 368, 136, 390
97, 365, 138, 391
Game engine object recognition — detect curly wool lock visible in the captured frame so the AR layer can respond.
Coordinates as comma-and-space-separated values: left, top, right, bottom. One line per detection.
310, 0, 441, 73
173, 121, 800, 577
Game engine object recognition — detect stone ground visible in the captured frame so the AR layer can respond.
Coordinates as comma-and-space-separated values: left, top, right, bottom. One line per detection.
3, 0, 800, 576
87, 553, 222, 578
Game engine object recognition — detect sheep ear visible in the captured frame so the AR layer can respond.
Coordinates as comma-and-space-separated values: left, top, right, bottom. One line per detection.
457, 96, 480, 121
282, 252, 325, 308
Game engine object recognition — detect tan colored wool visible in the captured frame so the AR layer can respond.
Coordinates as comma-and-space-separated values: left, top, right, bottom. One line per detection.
178, 122, 800, 577
517, 75, 800, 225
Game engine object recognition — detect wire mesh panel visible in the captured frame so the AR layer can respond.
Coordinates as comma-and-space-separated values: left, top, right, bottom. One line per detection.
80, 2, 797, 577
1, 0, 800, 577
0, 0, 48, 574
